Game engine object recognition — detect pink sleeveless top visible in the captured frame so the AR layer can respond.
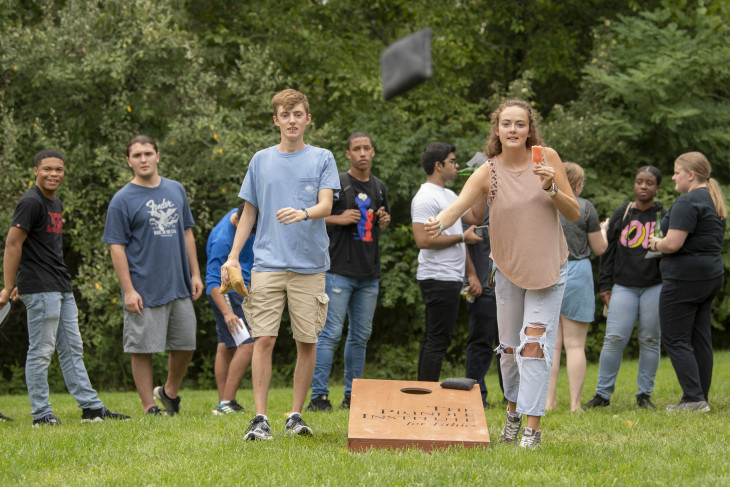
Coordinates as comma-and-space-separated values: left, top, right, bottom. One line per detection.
487, 159, 568, 289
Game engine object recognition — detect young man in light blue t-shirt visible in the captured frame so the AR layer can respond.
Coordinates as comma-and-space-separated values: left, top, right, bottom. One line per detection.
222, 89, 340, 440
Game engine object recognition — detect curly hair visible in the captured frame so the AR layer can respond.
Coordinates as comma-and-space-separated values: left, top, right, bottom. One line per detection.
484, 99, 543, 158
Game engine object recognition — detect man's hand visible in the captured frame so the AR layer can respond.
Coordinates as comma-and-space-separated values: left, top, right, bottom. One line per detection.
225, 311, 243, 334
376, 207, 391, 230
220, 258, 242, 288
467, 274, 483, 298
190, 275, 203, 301
337, 209, 361, 225
0, 287, 18, 307
600, 290, 611, 308
464, 225, 483, 244
124, 289, 144, 315
276, 207, 307, 225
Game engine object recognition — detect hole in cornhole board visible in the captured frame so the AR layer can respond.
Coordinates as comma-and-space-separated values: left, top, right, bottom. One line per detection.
400, 388, 432, 395
348, 379, 490, 452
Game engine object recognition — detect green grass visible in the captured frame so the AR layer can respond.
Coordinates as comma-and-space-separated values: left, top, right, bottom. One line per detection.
1, 352, 729, 486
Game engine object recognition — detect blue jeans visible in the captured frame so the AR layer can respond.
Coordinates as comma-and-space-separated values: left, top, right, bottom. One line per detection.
21, 292, 103, 419
495, 263, 567, 417
595, 283, 661, 399
311, 273, 379, 398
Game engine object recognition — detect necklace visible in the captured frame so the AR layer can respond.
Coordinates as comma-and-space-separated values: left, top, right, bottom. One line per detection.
496, 156, 531, 176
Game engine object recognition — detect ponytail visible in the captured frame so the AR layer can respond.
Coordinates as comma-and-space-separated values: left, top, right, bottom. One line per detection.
706, 178, 727, 219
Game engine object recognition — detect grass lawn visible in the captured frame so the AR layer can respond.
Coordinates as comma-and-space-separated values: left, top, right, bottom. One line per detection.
1, 351, 729, 486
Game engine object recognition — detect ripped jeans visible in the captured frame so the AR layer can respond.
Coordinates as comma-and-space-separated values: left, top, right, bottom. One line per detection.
495, 263, 567, 417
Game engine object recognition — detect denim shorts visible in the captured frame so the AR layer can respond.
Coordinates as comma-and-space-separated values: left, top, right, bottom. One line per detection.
560, 258, 596, 323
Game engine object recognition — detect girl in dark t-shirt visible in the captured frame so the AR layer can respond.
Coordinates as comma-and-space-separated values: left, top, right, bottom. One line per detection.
648, 152, 726, 412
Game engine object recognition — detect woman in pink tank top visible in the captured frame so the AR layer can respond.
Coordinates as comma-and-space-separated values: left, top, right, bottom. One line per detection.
424, 99, 579, 449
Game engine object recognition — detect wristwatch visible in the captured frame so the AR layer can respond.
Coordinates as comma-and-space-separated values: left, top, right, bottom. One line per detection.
544, 182, 558, 197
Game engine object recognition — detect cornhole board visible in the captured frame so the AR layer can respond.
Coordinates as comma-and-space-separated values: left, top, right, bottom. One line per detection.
348, 378, 490, 452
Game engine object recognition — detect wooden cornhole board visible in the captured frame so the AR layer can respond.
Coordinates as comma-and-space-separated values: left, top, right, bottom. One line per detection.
348, 378, 490, 452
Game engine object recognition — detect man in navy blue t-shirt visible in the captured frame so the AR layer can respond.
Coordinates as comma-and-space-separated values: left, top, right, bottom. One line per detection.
103, 136, 203, 416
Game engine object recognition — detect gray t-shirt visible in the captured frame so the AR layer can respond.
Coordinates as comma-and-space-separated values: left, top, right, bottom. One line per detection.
559, 196, 600, 260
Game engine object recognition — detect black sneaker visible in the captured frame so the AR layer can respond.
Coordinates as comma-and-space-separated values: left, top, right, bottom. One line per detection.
305, 395, 332, 412
244, 414, 272, 440
227, 399, 244, 412
285, 412, 313, 436
584, 394, 610, 409
339, 396, 351, 409
153, 383, 181, 416
33, 413, 62, 427
81, 407, 131, 422
213, 399, 244, 415
0, 412, 14, 422
145, 405, 163, 415
483, 400, 495, 409
636, 393, 656, 409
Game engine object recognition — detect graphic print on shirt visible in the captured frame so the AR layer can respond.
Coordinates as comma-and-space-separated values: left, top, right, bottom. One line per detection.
620, 220, 657, 249
146, 198, 179, 237
47, 212, 63, 234
355, 192, 374, 242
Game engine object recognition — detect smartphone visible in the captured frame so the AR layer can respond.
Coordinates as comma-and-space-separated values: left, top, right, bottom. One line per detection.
474, 224, 489, 239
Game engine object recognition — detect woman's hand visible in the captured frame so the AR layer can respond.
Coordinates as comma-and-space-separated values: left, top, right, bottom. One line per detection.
533, 162, 556, 190
424, 216, 443, 238
647, 234, 662, 252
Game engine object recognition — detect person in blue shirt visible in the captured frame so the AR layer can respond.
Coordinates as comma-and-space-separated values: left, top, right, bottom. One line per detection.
222, 89, 340, 440
103, 136, 203, 416
206, 203, 256, 415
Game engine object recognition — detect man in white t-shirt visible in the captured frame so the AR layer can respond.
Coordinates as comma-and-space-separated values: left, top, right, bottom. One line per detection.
411, 142, 485, 381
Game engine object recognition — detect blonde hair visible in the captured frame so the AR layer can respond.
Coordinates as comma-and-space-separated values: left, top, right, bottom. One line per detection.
271, 89, 310, 115
675, 152, 727, 219
484, 99, 544, 158
563, 162, 584, 193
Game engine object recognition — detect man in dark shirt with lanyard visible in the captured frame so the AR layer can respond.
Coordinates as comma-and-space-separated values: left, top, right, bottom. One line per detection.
0, 150, 128, 425
307, 132, 391, 411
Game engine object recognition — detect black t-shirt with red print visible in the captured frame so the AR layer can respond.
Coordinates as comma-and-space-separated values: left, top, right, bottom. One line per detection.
11, 185, 72, 294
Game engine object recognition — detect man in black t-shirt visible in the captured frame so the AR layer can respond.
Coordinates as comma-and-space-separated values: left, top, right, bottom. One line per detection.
307, 132, 390, 411
0, 149, 128, 425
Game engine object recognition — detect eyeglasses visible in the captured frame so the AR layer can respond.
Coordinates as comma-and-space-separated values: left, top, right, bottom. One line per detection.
441, 158, 457, 166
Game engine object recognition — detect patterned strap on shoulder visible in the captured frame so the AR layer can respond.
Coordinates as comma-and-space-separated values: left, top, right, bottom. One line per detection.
487, 159, 497, 207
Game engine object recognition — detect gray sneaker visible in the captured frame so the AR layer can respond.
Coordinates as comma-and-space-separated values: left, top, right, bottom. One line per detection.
244, 415, 272, 440
498, 408, 522, 443
519, 427, 542, 449
666, 401, 711, 412
285, 412, 313, 436
153, 383, 181, 416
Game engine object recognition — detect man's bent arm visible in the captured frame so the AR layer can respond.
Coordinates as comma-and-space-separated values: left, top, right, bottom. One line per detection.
412, 222, 463, 250
276, 188, 334, 225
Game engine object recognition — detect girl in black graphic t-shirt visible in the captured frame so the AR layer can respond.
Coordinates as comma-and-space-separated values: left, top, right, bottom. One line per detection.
649, 152, 726, 412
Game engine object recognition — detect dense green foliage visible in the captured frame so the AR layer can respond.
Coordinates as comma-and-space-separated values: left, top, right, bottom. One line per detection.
1, 0, 728, 392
